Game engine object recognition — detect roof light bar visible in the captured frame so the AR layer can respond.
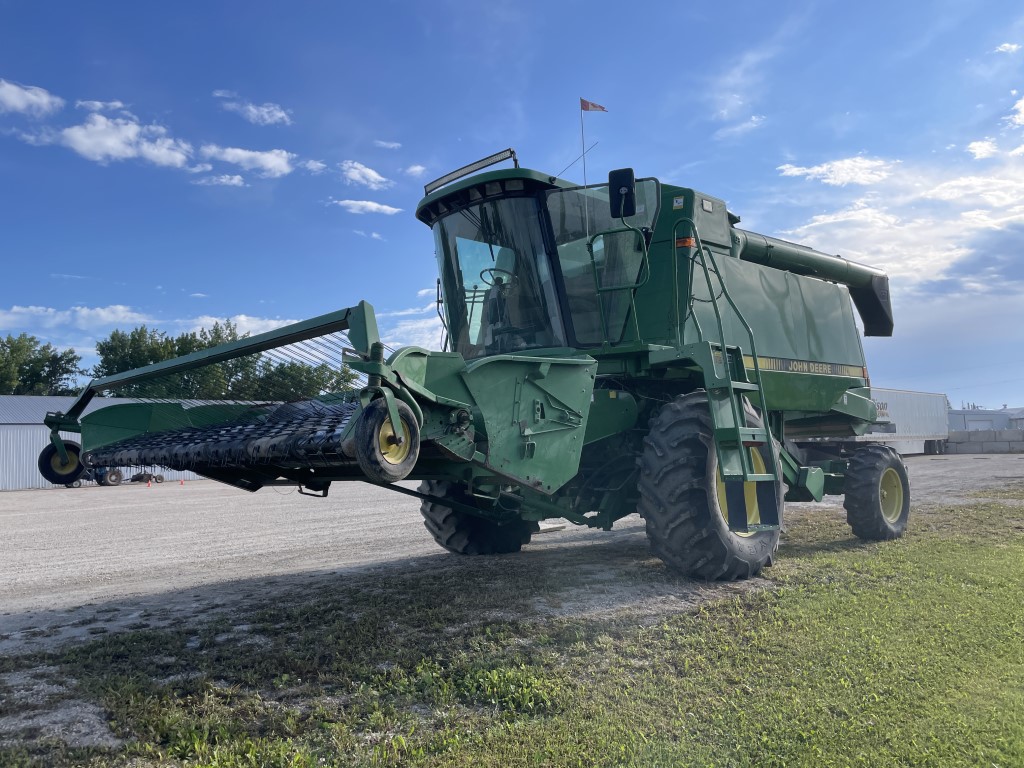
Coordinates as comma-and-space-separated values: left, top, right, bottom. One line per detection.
424, 148, 519, 195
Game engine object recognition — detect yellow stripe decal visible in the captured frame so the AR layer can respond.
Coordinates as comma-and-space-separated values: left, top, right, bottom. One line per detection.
742, 355, 866, 379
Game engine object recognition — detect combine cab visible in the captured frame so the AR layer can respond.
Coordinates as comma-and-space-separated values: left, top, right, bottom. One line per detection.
40, 149, 910, 579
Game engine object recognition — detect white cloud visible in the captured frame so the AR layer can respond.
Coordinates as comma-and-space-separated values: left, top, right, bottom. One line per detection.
201, 144, 295, 177
222, 100, 293, 126
777, 157, 895, 186
340, 160, 393, 190
374, 140, 401, 149
709, 49, 777, 121
378, 303, 436, 318
779, 153, 1024, 289
416, 287, 435, 298
353, 229, 385, 240
381, 315, 443, 350
919, 174, 1024, 208
187, 163, 213, 173
330, 199, 402, 215
404, 164, 427, 177
713, 115, 765, 140
59, 113, 193, 168
212, 89, 237, 99
75, 99, 125, 112
0, 79, 65, 117
187, 314, 295, 336
995, 42, 1021, 53
301, 159, 327, 174
966, 139, 998, 159
1006, 97, 1024, 127
189, 293, 208, 298
0, 304, 152, 331
192, 174, 247, 187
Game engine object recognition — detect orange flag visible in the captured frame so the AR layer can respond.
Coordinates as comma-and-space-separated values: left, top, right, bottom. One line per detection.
580, 98, 607, 112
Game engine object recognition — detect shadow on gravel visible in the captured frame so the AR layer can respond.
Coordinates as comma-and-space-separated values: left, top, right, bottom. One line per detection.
0, 521, 760, 658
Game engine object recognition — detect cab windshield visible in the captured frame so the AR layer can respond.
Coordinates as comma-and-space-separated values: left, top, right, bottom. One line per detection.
433, 196, 566, 359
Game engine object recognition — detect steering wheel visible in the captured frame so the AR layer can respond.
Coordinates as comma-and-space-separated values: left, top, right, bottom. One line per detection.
479, 267, 515, 287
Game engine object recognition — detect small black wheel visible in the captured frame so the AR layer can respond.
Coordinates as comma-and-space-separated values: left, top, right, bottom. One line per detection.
844, 445, 910, 540
105, 468, 124, 487
39, 441, 85, 485
354, 398, 420, 483
637, 392, 782, 580
155, 474, 165, 483
479, 267, 515, 287
65, 479, 83, 489
419, 480, 538, 555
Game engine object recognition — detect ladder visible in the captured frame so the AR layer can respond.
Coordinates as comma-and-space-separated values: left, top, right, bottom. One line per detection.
673, 220, 781, 533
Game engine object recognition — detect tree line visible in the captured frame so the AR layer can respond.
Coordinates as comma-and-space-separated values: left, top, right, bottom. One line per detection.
1, 321, 357, 400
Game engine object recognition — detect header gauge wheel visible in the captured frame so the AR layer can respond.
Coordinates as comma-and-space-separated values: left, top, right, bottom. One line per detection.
354, 398, 420, 483
38, 441, 85, 485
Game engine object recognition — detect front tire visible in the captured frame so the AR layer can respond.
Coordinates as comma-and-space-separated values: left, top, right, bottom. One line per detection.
637, 392, 782, 580
844, 445, 910, 540
419, 480, 538, 555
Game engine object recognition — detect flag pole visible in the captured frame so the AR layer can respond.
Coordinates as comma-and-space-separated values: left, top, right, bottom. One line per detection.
580, 98, 588, 189
580, 98, 589, 238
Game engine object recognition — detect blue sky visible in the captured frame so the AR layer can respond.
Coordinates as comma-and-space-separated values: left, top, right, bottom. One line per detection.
2, 1, 1023, 408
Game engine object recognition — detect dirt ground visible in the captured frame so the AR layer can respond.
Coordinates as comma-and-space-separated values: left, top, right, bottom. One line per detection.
2, 454, 1021, 658
1, 454, 1022, 749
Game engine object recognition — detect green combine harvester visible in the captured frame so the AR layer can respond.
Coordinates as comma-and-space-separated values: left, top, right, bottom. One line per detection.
39, 149, 910, 580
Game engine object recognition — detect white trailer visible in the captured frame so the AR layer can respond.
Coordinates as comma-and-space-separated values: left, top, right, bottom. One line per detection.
796, 388, 949, 457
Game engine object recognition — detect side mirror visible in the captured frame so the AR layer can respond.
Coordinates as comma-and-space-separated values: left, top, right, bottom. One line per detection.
608, 168, 636, 218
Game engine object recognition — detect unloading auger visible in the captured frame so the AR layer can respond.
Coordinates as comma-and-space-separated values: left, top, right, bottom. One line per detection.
39, 149, 910, 580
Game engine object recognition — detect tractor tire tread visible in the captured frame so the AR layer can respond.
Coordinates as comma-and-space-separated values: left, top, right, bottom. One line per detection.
419, 480, 537, 556
637, 391, 781, 581
844, 444, 910, 541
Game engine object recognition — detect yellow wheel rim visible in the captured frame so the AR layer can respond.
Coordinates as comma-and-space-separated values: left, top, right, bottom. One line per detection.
715, 448, 765, 537
378, 417, 412, 465
49, 450, 79, 477
879, 467, 904, 523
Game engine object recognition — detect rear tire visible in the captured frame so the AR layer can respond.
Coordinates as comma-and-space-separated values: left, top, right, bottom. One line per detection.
419, 480, 538, 555
105, 468, 124, 487
637, 392, 782, 580
844, 445, 910, 540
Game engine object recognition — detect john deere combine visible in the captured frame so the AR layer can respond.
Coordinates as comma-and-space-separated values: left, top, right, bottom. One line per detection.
39, 149, 910, 579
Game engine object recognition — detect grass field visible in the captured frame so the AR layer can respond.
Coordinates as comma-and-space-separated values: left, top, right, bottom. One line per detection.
2, 485, 1022, 767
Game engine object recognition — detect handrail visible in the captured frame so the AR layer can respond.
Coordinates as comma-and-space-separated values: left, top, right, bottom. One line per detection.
584, 222, 651, 344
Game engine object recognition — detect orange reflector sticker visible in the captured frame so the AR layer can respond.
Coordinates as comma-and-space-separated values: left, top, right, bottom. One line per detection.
675, 237, 696, 248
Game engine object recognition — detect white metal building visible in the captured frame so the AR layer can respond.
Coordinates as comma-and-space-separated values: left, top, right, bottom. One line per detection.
0, 395, 197, 491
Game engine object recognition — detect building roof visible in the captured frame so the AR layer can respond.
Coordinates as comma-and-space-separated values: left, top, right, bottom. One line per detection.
949, 406, 1024, 418
0, 395, 142, 425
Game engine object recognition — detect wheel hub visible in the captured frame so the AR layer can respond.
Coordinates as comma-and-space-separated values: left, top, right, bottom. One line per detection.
378, 418, 411, 465
879, 467, 904, 523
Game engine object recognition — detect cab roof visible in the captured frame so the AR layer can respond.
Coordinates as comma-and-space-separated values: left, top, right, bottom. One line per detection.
414, 168, 575, 226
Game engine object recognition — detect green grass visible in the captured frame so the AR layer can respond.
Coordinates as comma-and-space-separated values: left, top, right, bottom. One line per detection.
2, 491, 1023, 767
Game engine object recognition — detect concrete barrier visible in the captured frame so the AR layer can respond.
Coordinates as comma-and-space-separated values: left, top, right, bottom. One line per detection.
945, 429, 1024, 454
